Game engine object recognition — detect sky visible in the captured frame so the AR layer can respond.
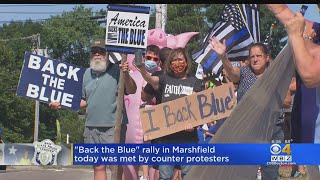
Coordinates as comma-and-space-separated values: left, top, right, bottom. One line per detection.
0, 4, 318, 25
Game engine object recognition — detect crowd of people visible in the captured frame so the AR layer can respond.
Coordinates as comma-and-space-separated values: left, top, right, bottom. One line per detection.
44, 3, 320, 180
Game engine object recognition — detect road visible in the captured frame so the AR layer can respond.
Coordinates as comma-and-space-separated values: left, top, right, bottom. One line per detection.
0, 165, 309, 180
0, 167, 99, 180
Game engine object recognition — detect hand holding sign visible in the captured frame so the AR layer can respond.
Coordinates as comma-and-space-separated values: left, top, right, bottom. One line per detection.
185, 124, 194, 132
49, 101, 61, 109
119, 61, 130, 73
132, 57, 146, 74
140, 83, 237, 141
17, 52, 85, 111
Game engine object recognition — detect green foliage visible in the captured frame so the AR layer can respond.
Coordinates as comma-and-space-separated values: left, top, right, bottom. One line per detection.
259, 5, 286, 58
167, 4, 210, 53
0, 6, 102, 143
0, 21, 44, 68
58, 111, 85, 144
0, 43, 35, 143
42, 5, 105, 67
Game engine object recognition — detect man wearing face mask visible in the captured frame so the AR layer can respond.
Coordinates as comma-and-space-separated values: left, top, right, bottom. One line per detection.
140, 47, 172, 180
134, 45, 160, 180
50, 39, 136, 180
142, 47, 171, 104
143, 45, 161, 74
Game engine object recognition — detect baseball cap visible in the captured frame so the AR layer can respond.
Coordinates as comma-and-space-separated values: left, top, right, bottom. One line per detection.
91, 39, 106, 49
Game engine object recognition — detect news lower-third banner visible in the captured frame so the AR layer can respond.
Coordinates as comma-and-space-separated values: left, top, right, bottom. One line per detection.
72, 143, 320, 166
0, 139, 71, 166
1, 141, 320, 166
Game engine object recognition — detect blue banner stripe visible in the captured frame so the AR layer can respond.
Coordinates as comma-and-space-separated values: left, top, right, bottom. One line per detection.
72, 144, 320, 165
246, 6, 252, 36
106, 45, 145, 54
108, 5, 150, 14
203, 28, 248, 70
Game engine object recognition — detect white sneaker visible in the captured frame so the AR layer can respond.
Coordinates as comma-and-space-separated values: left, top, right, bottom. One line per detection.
139, 176, 148, 180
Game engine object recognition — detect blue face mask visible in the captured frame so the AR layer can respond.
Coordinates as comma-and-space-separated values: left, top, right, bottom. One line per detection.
144, 60, 159, 73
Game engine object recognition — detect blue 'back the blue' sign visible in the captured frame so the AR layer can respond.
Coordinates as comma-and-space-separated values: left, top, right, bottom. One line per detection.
17, 52, 85, 111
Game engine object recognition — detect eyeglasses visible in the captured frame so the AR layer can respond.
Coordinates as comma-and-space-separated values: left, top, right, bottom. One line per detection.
91, 48, 106, 55
145, 55, 159, 62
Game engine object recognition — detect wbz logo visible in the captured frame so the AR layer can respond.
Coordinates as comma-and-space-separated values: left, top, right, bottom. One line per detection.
270, 144, 292, 162
271, 155, 292, 162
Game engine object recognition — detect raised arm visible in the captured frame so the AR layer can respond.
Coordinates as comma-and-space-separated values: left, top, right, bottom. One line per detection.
266, 4, 314, 30
285, 12, 320, 87
133, 61, 160, 90
209, 37, 240, 83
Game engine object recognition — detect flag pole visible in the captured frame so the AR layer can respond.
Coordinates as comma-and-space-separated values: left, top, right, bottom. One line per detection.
236, 4, 255, 43
266, 22, 276, 49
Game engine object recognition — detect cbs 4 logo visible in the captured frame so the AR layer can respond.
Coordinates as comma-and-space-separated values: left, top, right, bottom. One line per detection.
270, 144, 291, 155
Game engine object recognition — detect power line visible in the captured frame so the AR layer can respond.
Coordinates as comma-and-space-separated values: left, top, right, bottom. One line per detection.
0, 14, 157, 23
0, 19, 47, 23
0, 16, 108, 23
0, 13, 108, 23
0, 4, 77, 7
0, 12, 64, 14
0, 34, 38, 42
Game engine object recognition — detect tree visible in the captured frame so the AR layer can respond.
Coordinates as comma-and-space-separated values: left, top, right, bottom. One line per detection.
0, 5, 105, 143
0, 20, 49, 143
166, 4, 210, 53
42, 5, 105, 67
0, 42, 35, 142
259, 5, 286, 58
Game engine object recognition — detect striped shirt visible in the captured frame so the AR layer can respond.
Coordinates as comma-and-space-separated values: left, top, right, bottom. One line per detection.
237, 65, 284, 124
237, 65, 257, 102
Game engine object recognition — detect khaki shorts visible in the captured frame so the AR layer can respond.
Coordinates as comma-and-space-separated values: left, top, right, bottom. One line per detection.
83, 125, 127, 144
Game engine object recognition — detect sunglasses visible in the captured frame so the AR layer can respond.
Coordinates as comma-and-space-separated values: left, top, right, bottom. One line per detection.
145, 55, 159, 62
91, 48, 106, 55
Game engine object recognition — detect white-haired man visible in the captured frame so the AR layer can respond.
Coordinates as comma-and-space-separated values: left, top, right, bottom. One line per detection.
50, 39, 136, 180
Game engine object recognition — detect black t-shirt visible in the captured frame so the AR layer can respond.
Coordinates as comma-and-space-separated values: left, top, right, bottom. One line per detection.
159, 74, 203, 103
157, 74, 203, 143
143, 71, 163, 105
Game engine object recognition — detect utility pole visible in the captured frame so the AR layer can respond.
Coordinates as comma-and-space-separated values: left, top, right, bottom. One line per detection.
31, 34, 40, 143
161, 4, 167, 32
155, 4, 167, 31
31, 34, 48, 142
155, 4, 162, 29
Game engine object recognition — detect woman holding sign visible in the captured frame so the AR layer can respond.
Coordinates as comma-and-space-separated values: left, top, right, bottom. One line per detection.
134, 48, 203, 180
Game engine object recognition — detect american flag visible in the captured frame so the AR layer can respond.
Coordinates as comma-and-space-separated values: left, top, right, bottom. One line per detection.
238, 4, 260, 43
193, 4, 254, 74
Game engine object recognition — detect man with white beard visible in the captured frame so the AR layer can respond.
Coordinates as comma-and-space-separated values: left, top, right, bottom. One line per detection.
50, 39, 136, 180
